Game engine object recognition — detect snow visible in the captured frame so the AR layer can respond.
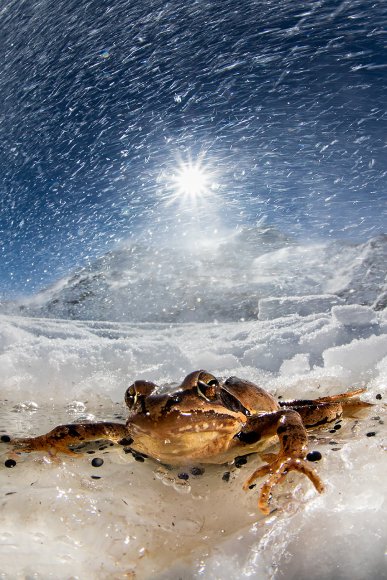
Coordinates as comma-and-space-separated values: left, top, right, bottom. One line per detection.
332, 305, 379, 327
0, 305, 386, 579
258, 294, 344, 320
2, 230, 387, 324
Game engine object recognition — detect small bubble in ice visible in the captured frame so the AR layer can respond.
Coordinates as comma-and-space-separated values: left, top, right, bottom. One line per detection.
76, 414, 96, 422
12, 401, 39, 413
66, 401, 87, 414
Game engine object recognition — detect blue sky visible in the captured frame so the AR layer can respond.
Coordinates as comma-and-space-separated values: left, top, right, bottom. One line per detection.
0, 0, 386, 298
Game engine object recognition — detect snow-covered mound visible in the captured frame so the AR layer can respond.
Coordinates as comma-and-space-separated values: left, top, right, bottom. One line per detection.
2, 229, 387, 322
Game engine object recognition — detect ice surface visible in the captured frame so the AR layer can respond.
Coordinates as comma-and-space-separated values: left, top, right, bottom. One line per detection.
0, 310, 385, 579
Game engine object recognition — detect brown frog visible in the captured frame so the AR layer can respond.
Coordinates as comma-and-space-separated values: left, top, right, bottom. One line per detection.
9, 370, 371, 514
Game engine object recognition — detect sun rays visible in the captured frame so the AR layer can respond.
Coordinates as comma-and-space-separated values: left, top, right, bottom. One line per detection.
160, 154, 218, 209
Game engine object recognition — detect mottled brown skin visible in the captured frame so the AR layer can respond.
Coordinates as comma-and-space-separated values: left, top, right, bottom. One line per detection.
9, 370, 371, 514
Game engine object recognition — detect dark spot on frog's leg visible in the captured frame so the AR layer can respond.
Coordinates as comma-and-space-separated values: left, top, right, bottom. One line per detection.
178, 472, 189, 480
366, 431, 376, 437
5, 459, 17, 468
68, 426, 81, 438
279, 400, 316, 408
375, 394, 382, 400
118, 437, 134, 446
235, 430, 261, 444
305, 416, 331, 429
1, 435, 11, 443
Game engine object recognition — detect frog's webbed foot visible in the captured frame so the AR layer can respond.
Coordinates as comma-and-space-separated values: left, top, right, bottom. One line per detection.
11, 422, 129, 455
242, 409, 324, 515
243, 454, 324, 515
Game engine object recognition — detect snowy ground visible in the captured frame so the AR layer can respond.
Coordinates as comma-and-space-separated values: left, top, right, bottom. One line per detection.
0, 305, 386, 579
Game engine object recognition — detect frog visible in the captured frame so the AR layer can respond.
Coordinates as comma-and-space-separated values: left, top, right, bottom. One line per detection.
8, 370, 371, 514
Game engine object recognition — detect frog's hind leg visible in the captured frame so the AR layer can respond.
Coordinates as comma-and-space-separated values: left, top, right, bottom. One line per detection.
241, 410, 324, 515
310, 388, 373, 417
279, 387, 373, 424
11, 422, 129, 455
280, 401, 343, 428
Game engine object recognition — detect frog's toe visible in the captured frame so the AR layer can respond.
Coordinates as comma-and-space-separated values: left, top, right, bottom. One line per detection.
242, 463, 272, 490
245, 456, 324, 514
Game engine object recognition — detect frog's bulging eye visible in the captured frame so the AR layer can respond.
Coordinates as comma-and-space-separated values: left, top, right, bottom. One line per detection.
125, 384, 138, 409
197, 374, 219, 401
125, 380, 157, 409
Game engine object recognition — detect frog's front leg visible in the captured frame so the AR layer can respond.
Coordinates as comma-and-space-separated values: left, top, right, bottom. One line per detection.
11, 422, 129, 455
240, 410, 324, 515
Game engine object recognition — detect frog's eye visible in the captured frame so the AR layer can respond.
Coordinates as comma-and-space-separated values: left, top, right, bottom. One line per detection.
125, 384, 138, 410
125, 380, 156, 410
196, 373, 219, 402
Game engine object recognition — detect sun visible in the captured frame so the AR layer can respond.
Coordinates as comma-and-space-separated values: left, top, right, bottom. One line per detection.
158, 153, 219, 210
172, 162, 209, 200
159, 154, 217, 207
